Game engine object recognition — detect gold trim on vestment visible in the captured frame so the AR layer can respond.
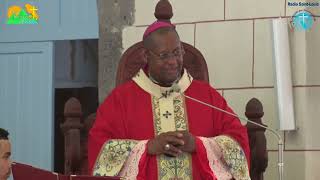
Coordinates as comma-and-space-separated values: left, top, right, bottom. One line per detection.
93, 139, 138, 176
214, 136, 251, 179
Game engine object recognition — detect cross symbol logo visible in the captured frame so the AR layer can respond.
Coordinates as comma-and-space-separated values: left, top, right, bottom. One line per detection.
30, 6, 38, 19
162, 111, 172, 119
292, 10, 314, 31
299, 12, 308, 27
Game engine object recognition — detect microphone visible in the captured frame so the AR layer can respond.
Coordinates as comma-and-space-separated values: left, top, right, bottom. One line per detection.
171, 83, 284, 180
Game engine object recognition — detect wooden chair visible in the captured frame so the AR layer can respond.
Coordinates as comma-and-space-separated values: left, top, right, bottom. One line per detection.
61, 0, 268, 179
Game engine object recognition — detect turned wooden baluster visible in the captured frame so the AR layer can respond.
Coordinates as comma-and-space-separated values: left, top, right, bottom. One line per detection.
245, 98, 268, 180
154, 0, 173, 22
79, 113, 96, 174
61, 97, 84, 175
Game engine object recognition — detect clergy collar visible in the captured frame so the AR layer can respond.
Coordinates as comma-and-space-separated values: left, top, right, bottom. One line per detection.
133, 68, 193, 99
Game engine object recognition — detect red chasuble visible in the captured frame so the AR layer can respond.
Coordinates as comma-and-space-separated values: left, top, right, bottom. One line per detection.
88, 69, 250, 180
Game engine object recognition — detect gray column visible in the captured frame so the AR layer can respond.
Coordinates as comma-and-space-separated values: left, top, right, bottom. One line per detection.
97, 0, 135, 102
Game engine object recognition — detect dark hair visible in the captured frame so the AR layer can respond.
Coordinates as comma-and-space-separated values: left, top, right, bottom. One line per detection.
0, 128, 9, 140
143, 27, 180, 49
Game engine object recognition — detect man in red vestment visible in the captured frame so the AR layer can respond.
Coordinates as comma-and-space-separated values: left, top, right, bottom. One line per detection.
89, 21, 251, 180
0, 128, 12, 180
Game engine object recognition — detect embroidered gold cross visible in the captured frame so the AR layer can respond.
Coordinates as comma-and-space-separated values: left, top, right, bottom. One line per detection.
163, 111, 172, 118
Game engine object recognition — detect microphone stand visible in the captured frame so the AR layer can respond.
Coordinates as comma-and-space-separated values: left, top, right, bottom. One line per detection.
182, 94, 284, 180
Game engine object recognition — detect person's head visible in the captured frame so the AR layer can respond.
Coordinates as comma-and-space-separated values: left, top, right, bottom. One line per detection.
0, 128, 11, 180
143, 22, 184, 87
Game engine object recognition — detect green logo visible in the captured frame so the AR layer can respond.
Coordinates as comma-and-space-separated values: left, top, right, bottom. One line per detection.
7, 4, 39, 24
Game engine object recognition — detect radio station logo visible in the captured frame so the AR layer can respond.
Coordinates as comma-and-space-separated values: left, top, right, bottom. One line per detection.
7, 4, 39, 24
290, 10, 315, 31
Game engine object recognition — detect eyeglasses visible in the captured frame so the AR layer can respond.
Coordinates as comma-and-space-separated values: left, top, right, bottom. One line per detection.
148, 48, 185, 61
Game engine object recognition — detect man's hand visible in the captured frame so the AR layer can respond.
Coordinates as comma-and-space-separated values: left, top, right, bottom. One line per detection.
177, 131, 196, 153
147, 131, 185, 157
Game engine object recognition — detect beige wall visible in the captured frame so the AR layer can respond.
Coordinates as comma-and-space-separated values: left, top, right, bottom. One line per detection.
122, 0, 320, 179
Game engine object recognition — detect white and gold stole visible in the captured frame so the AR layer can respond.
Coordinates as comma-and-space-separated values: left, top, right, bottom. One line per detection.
133, 69, 194, 180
